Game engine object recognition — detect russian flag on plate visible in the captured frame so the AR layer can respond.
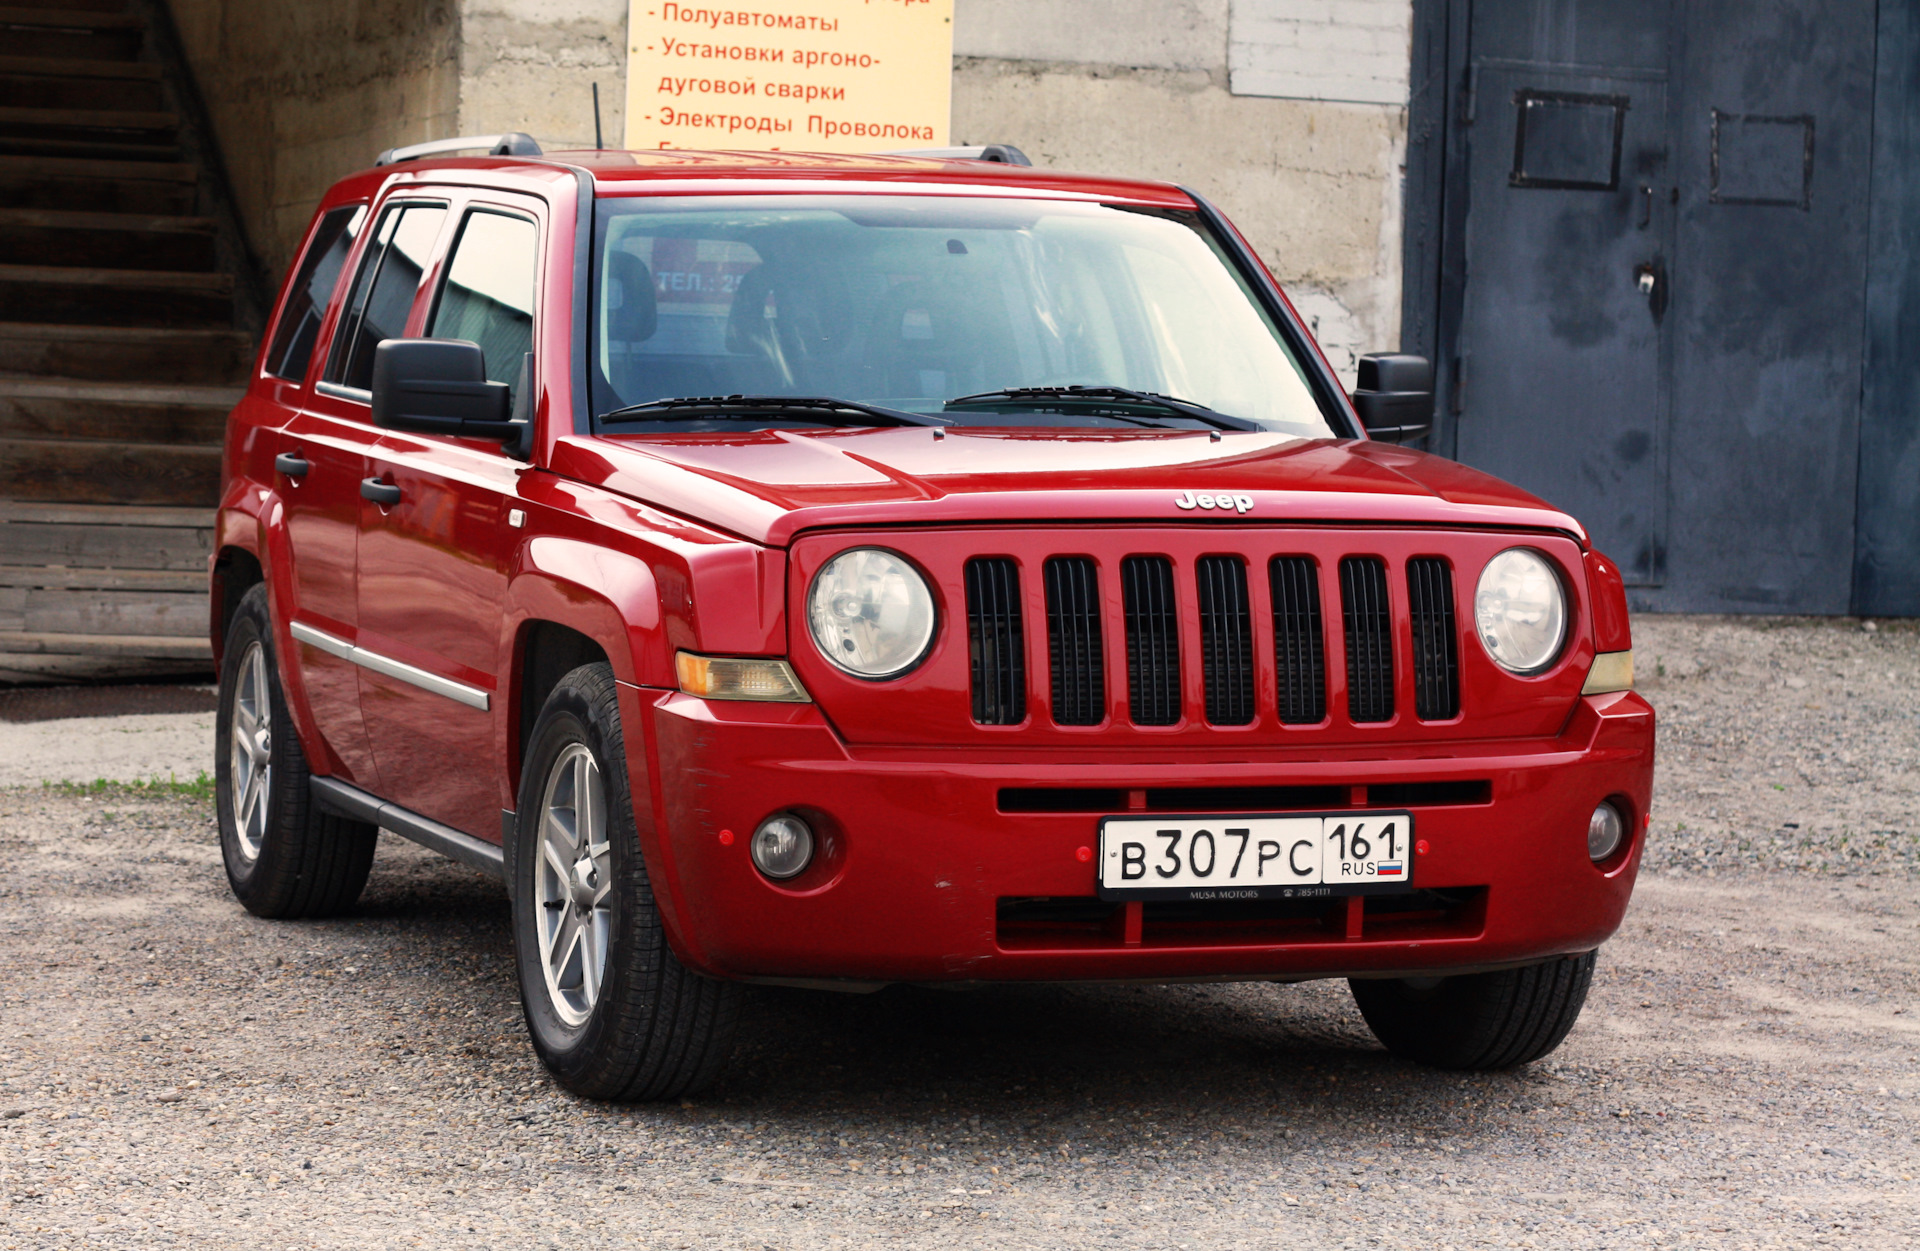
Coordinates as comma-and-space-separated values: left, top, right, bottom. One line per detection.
1376, 861, 1405, 878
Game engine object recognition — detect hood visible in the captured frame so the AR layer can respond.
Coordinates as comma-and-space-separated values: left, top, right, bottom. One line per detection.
546, 427, 1585, 548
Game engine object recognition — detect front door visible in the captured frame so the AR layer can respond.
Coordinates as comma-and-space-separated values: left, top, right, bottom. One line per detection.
356, 200, 544, 841
1455, 57, 1673, 585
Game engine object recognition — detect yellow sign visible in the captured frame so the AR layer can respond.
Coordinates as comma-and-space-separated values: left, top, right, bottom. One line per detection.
624, 0, 953, 153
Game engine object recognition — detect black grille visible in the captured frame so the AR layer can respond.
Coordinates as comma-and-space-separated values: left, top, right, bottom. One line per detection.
1268, 556, 1327, 724
964, 557, 1025, 725
1195, 556, 1254, 725
1407, 557, 1460, 720
1043, 556, 1104, 725
1340, 556, 1395, 723
1121, 555, 1181, 726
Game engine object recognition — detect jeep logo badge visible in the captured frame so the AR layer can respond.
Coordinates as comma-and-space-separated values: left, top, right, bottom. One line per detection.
1174, 490, 1254, 514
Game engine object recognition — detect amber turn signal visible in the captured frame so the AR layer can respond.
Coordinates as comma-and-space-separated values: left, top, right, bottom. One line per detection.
1580, 649, 1634, 695
675, 652, 811, 703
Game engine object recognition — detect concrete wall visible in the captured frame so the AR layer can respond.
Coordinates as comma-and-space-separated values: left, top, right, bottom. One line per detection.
454, 0, 626, 156
952, 0, 1409, 380
169, 0, 1408, 373
166, 0, 461, 271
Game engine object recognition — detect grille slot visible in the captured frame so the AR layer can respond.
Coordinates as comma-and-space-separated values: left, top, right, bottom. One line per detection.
964, 557, 1025, 725
1268, 556, 1327, 724
1043, 556, 1105, 725
1196, 556, 1254, 725
1121, 556, 1181, 725
1407, 557, 1460, 720
1340, 556, 1395, 722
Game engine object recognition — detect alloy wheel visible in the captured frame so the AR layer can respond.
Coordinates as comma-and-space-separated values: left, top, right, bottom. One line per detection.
535, 742, 612, 1028
228, 639, 273, 862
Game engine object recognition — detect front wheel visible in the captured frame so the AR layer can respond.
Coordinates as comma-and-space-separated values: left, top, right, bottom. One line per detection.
510, 662, 740, 1100
1348, 951, 1597, 1070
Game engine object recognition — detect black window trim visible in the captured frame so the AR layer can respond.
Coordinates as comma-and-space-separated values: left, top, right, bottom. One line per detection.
319, 196, 453, 405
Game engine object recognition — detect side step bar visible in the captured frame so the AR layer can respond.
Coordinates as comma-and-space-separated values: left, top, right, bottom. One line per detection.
310, 776, 505, 880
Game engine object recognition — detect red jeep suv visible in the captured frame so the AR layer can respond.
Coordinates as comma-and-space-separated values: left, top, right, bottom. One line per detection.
210, 136, 1652, 1100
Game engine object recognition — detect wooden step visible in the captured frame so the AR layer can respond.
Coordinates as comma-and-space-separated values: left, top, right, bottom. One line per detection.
0, 501, 212, 569
0, 322, 251, 384
0, 153, 194, 214
1, 583, 204, 637
0, 262, 230, 326
0, 8, 144, 61
0, 376, 238, 442
0, 207, 214, 270
0, 435, 218, 505
0, 563, 202, 592
0, 55, 161, 111
0, 631, 209, 659
0, 135, 180, 162
0, 104, 174, 148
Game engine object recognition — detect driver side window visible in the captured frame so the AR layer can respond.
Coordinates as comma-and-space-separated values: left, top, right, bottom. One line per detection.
429, 209, 539, 400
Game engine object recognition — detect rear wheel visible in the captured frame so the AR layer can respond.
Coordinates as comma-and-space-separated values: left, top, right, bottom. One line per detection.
1348, 951, 1597, 1070
511, 662, 740, 1100
215, 584, 377, 919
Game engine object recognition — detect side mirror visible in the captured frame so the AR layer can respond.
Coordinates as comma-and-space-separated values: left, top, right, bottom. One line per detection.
370, 339, 516, 440
1351, 353, 1433, 443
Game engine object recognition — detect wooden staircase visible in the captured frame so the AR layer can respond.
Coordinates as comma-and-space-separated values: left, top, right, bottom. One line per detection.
0, 0, 259, 683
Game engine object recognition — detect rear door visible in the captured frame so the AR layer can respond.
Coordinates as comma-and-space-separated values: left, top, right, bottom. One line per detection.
289, 196, 452, 792
355, 193, 546, 840
264, 202, 378, 781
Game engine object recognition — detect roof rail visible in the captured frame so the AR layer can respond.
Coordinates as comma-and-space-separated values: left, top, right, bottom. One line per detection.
374, 133, 543, 167
878, 144, 1031, 166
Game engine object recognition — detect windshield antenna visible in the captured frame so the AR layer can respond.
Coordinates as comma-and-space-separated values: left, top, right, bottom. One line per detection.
592, 83, 604, 150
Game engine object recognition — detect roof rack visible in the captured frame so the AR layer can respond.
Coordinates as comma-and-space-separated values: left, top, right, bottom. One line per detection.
375, 133, 543, 167
878, 144, 1032, 166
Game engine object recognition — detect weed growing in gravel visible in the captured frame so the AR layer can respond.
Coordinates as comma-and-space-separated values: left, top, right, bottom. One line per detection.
42, 772, 215, 801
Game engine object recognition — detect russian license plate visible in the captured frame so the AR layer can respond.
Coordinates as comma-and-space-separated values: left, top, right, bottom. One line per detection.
1096, 812, 1415, 901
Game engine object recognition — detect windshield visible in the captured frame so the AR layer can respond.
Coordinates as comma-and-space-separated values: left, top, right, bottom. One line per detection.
589, 194, 1337, 437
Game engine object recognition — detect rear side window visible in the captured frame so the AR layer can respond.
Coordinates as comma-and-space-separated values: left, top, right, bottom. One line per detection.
264, 204, 365, 381
427, 210, 538, 396
324, 201, 448, 392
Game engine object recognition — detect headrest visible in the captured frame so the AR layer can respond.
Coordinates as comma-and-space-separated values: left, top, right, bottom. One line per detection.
725, 262, 855, 358
605, 250, 657, 343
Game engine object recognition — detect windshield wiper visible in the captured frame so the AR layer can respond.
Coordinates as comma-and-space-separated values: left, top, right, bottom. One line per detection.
598, 394, 947, 428
943, 385, 1261, 432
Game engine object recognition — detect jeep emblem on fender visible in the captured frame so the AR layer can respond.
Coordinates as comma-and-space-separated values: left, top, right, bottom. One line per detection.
1175, 490, 1254, 514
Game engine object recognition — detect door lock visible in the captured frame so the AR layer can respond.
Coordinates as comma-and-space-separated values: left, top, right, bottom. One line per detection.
1636, 266, 1657, 295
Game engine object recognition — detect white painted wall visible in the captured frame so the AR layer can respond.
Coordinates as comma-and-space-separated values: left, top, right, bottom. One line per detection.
1228, 0, 1414, 105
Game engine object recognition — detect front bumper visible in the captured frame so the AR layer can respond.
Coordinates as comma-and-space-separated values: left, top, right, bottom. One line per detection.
628, 686, 1654, 985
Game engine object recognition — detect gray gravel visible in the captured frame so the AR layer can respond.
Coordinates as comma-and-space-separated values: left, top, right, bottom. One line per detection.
2, 615, 1917, 1249
1637, 615, 1920, 876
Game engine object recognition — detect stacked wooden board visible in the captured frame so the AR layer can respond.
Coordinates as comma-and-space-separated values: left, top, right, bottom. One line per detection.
0, 1, 256, 682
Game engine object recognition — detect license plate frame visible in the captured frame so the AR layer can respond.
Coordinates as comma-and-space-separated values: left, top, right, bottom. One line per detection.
1095, 810, 1416, 902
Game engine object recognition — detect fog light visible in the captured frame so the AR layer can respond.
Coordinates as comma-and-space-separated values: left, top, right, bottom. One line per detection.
750, 814, 814, 880
1588, 802, 1625, 862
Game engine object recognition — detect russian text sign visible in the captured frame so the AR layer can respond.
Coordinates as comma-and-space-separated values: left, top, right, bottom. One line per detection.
624, 1, 953, 152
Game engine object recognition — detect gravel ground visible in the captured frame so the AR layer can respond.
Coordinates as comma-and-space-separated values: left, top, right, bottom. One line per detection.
1, 616, 1916, 1249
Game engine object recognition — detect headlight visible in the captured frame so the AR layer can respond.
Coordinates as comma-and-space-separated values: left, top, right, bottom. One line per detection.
806, 547, 936, 679
1474, 548, 1567, 674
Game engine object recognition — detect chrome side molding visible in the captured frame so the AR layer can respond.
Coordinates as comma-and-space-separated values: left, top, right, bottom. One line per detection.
289, 621, 491, 711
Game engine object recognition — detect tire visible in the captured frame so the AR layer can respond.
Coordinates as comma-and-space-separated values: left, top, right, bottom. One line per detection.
215, 583, 378, 919
511, 662, 740, 1101
1349, 951, 1597, 1070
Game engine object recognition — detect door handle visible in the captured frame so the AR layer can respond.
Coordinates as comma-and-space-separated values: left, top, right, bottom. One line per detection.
360, 477, 401, 506
274, 452, 309, 478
